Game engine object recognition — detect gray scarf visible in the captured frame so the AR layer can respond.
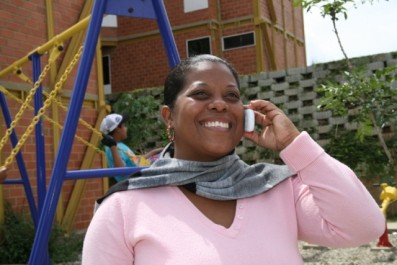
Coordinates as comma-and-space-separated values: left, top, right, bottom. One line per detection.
96, 143, 294, 207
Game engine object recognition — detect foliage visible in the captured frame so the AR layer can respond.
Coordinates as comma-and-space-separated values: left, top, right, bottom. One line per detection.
317, 66, 397, 141
0, 204, 83, 264
316, 65, 397, 178
294, 0, 385, 19
324, 129, 392, 180
111, 92, 167, 153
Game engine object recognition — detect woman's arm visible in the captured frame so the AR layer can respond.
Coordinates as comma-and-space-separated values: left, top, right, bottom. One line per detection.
281, 132, 385, 247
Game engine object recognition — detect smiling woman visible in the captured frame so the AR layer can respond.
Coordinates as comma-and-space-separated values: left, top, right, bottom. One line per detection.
82, 54, 385, 265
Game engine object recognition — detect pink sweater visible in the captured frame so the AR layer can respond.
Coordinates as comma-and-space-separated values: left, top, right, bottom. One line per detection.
82, 132, 385, 265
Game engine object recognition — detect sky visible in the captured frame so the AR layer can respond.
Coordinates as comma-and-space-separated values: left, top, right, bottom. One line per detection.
304, 0, 397, 65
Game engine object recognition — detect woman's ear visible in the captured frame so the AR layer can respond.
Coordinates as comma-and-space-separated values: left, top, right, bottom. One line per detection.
161, 105, 172, 125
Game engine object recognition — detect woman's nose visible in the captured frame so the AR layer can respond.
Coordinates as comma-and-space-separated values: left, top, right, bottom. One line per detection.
209, 98, 228, 112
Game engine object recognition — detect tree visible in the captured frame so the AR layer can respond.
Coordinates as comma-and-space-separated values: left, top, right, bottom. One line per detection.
294, 0, 397, 181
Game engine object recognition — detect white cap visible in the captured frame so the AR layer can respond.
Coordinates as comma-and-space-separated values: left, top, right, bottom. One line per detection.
100, 113, 125, 135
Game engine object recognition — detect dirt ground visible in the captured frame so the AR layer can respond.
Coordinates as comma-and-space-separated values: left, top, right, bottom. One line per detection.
299, 232, 397, 265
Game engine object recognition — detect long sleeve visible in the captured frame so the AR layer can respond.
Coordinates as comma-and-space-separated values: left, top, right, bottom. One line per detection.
280, 131, 385, 247
82, 194, 134, 264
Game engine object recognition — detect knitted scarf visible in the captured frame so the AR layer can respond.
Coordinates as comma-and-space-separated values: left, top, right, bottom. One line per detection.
96, 143, 294, 208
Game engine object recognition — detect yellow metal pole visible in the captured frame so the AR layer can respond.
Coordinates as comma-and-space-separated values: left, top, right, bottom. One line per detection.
59, 0, 99, 233
0, 16, 90, 79
281, 0, 288, 69
45, 0, 65, 224
61, 108, 107, 233
253, 0, 264, 73
96, 39, 106, 107
0, 185, 4, 224
261, 22, 276, 70
56, 0, 93, 82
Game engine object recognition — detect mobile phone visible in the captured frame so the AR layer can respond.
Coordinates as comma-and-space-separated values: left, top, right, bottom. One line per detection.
244, 109, 255, 132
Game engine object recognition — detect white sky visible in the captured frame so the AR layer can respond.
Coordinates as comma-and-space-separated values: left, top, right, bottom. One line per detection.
304, 0, 397, 65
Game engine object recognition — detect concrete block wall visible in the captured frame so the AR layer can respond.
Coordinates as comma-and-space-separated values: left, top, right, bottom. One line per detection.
236, 52, 397, 160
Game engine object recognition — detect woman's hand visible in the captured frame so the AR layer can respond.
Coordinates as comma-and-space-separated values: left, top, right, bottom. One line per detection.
243, 100, 300, 151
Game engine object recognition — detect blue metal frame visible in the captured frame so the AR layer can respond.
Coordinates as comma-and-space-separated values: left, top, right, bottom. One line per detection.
152, 0, 180, 68
27, 0, 181, 264
0, 93, 38, 225
30, 52, 47, 214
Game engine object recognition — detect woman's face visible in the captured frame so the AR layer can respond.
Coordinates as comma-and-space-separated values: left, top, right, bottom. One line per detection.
163, 61, 245, 161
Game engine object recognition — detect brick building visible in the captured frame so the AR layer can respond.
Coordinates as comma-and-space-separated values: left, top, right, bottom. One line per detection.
100, 0, 306, 93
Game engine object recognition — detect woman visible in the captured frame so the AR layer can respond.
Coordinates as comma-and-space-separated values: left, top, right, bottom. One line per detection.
82, 55, 384, 264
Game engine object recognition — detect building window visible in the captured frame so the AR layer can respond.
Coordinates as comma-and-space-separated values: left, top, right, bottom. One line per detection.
184, 0, 208, 13
101, 15, 118, 28
222, 32, 255, 51
187, 37, 211, 57
102, 55, 112, 95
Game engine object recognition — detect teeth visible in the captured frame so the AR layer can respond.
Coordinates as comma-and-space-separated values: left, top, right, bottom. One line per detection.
204, 121, 229, 128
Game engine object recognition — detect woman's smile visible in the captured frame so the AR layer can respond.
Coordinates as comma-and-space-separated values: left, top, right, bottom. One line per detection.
201, 119, 231, 130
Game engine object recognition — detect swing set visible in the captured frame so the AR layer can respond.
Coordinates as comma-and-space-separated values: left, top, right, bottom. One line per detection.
0, 0, 180, 264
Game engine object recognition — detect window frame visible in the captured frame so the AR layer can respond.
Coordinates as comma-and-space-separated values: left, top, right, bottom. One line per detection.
186, 36, 212, 57
222, 31, 255, 51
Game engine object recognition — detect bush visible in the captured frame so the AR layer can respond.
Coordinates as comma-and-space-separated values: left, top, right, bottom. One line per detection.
324, 129, 394, 182
0, 204, 83, 264
109, 91, 167, 153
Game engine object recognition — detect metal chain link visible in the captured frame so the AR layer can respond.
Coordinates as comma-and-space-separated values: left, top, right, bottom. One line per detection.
46, 93, 103, 139
0, 46, 62, 153
0, 86, 105, 156
0, 63, 51, 152
1, 46, 84, 168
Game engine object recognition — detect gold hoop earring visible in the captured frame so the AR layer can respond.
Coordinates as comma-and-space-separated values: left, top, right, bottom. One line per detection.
166, 124, 175, 142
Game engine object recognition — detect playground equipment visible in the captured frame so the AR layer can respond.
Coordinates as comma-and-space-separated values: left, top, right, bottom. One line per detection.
0, 0, 180, 264
377, 183, 397, 247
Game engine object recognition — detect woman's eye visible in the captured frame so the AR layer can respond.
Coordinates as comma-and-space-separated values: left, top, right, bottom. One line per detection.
191, 91, 208, 98
226, 92, 240, 100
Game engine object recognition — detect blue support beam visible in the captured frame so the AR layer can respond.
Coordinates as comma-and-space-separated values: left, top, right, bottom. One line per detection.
30, 53, 47, 214
152, 0, 180, 68
0, 92, 38, 226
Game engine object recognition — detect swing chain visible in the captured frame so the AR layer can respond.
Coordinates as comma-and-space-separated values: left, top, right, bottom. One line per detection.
1, 46, 84, 168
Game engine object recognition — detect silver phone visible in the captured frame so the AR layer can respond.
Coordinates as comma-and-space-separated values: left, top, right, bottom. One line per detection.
244, 109, 255, 132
